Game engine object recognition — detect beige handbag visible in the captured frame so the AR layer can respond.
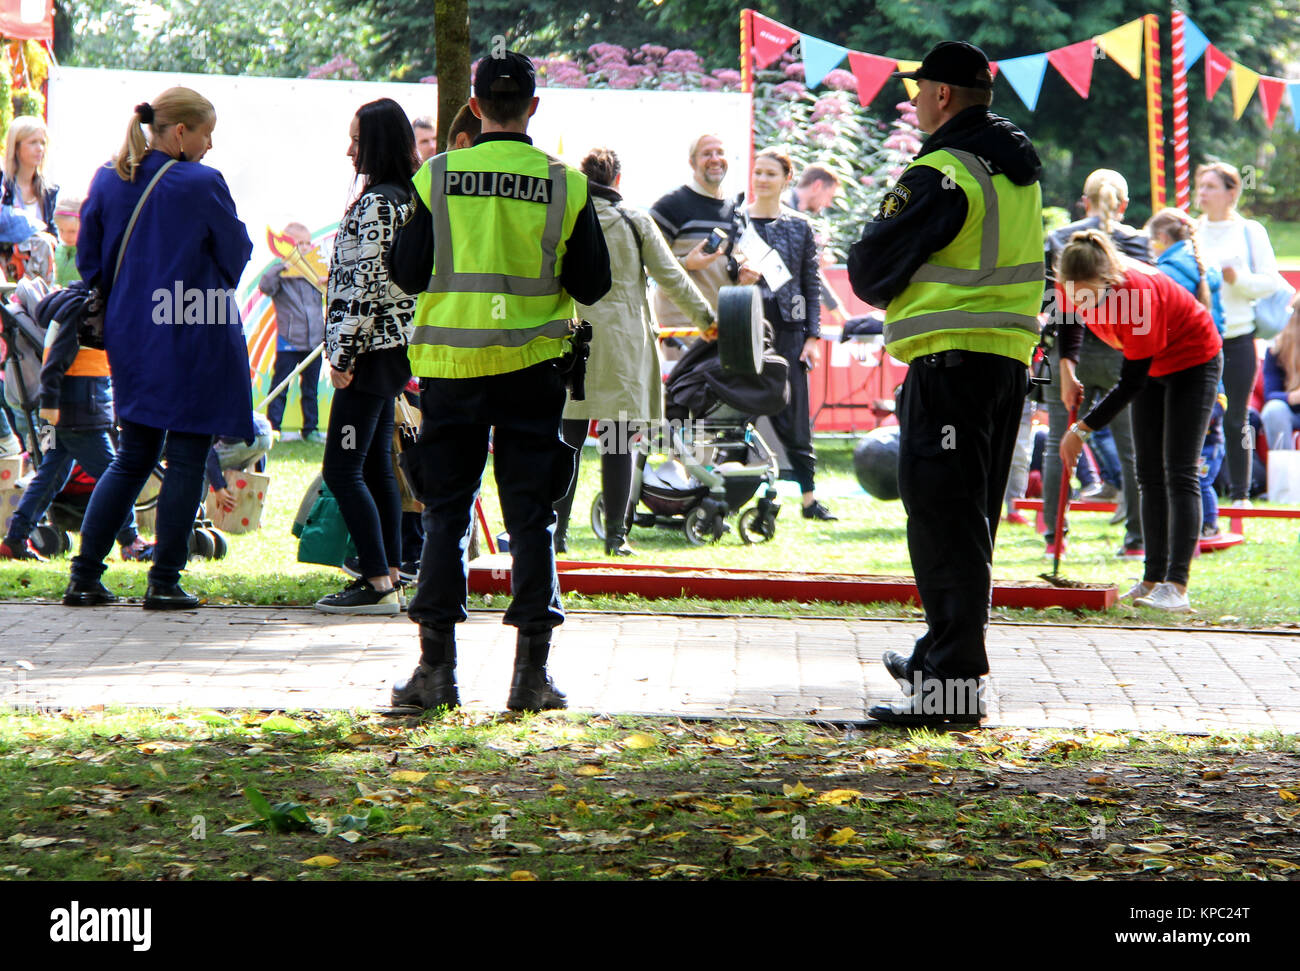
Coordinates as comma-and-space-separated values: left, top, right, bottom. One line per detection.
393, 396, 423, 513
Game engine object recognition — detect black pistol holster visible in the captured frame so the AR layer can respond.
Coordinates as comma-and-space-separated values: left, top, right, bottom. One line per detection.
558, 320, 594, 401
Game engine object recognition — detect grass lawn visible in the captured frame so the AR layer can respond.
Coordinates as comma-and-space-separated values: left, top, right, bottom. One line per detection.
2, 436, 1298, 629
1, 706, 1297, 881
1261, 219, 1300, 267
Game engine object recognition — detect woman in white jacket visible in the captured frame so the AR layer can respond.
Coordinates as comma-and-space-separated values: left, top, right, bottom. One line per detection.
1196, 161, 1280, 506
553, 147, 715, 555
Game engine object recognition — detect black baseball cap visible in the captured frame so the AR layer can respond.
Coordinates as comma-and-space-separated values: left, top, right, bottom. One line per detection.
892, 41, 993, 90
474, 50, 536, 100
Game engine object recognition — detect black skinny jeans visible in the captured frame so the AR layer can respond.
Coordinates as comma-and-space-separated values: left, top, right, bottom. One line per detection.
554, 419, 634, 543
1131, 353, 1223, 588
1221, 333, 1258, 501
321, 384, 400, 581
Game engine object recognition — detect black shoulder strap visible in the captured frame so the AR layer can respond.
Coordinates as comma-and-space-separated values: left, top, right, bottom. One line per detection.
613, 205, 643, 252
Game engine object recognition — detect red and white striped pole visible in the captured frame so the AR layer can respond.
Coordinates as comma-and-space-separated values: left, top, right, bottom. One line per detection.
1171, 10, 1192, 210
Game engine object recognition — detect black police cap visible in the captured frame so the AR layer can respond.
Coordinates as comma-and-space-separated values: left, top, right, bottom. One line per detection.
474, 50, 536, 100
892, 41, 994, 91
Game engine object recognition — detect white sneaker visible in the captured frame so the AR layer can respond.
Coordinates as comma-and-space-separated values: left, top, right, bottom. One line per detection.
280, 431, 303, 443
1132, 582, 1192, 613
1230, 498, 1252, 509
1120, 580, 1155, 604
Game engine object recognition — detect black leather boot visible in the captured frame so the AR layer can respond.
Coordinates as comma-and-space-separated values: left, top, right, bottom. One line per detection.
63, 578, 119, 606
604, 531, 634, 557
391, 626, 459, 710
506, 630, 567, 712
143, 582, 203, 610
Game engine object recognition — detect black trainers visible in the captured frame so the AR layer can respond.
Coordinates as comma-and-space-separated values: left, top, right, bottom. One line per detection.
1, 538, 46, 561
868, 693, 986, 727
398, 561, 419, 583
341, 556, 362, 579
315, 577, 399, 615
801, 500, 838, 521
63, 578, 119, 606
391, 661, 459, 710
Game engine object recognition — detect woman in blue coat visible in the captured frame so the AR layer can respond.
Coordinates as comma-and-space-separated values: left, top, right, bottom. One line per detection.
64, 87, 253, 610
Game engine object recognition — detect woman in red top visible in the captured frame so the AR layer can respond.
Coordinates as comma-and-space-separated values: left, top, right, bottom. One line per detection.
1057, 230, 1222, 612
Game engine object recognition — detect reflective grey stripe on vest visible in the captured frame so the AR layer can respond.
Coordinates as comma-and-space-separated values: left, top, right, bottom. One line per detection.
426, 154, 569, 296
885, 310, 1041, 344
411, 317, 573, 349
908, 148, 1042, 288
909, 261, 1045, 287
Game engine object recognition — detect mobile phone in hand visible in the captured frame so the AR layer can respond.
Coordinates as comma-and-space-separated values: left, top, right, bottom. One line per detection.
702, 228, 728, 254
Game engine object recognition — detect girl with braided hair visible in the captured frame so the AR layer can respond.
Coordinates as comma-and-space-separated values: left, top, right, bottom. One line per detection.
1147, 207, 1228, 537
1056, 230, 1223, 612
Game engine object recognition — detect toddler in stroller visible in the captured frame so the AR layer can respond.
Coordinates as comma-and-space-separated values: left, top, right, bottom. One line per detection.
595, 334, 789, 545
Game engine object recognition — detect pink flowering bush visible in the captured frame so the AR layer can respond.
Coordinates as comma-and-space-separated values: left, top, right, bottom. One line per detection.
531, 45, 740, 94
308, 54, 362, 81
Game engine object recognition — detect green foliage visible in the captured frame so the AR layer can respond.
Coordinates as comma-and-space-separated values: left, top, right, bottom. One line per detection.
242, 787, 312, 834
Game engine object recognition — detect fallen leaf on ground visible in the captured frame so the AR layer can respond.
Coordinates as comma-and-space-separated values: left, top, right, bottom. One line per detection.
301, 855, 340, 868
391, 771, 427, 784
621, 734, 657, 750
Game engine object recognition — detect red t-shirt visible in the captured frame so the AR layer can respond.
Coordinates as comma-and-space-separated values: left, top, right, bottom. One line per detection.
1055, 259, 1222, 377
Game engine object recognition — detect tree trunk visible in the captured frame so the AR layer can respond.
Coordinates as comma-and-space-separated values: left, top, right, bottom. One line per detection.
433, 0, 471, 153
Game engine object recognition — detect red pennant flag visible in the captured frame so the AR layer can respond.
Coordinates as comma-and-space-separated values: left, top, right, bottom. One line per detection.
1257, 76, 1287, 128
846, 51, 897, 108
1047, 40, 1095, 99
1205, 45, 1232, 100
989, 62, 999, 81
751, 12, 799, 69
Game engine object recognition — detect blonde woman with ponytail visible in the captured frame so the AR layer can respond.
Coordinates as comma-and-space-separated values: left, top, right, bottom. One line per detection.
1041, 168, 1152, 560
1055, 230, 1223, 613
64, 87, 253, 611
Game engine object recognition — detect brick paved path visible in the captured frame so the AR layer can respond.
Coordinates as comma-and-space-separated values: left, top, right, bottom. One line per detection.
2, 603, 1298, 733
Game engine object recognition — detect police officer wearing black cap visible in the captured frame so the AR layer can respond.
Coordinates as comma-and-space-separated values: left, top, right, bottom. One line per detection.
388, 50, 612, 712
848, 41, 1045, 726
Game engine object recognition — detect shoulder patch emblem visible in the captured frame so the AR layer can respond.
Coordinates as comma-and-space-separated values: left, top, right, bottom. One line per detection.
878, 184, 911, 220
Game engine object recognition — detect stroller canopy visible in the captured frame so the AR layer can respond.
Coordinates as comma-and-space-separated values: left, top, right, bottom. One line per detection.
666, 336, 790, 420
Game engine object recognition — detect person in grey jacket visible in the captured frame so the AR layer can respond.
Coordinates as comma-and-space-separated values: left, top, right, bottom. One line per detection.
258, 221, 326, 443
553, 147, 715, 555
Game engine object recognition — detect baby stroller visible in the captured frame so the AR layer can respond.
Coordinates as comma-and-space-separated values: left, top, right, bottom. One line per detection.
590, 334, 789, 546
0, 279, 226, 559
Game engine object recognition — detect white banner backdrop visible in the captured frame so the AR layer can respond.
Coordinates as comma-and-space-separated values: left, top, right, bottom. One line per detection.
47, 66, 752, 290
44, 66, 751, 417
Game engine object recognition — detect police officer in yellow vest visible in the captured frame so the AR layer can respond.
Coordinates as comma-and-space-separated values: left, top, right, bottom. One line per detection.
847, 42, 1044, 727
388, 51, 611, 712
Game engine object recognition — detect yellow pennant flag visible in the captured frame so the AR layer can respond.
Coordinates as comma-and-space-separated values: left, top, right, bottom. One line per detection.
895, 60, 921, 99
1094, 18, 1144, 79
1231, 63, 1260, 119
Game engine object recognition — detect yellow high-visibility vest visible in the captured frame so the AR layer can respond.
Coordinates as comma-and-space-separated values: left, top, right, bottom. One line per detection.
408, 139, 589, 379
884, 148, 1044, 365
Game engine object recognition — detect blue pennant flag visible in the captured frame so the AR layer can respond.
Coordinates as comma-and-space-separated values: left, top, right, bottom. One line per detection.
997, 53, 1049, 111
1289, 83, 1300, 132
800, 34, 849, 89
1182, 16, 1210, 70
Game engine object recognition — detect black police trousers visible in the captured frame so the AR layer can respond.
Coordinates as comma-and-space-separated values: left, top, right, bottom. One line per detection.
407, 360, 578, 634
896, 349, 1027, 682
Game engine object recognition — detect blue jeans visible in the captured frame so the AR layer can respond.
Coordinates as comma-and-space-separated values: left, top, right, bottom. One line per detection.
1090, 425, 1122, 487
1200, 437, 1225, 529
71, 419, 212, 588
5, 427, 137, 546
267, 348, 322, 434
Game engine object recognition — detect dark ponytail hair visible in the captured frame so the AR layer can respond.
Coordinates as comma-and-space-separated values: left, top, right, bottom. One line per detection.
353, 98, 419, 196
580, 147, 620, 187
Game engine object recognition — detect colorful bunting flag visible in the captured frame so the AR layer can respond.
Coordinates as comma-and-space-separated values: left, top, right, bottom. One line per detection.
751, 11, 798, 69
1230, 62, 1260, 119
1181, 15, 1211, 70
1094, 18, 1144, 80
894, 59, 921, 99
1289, 82, 1300, 132
1048, 39, 1096, 98
1205, 45, 1232, 100
846, 51, 897, 108
1256, 76, 1286, 128
801, 34, 849, 88
998, 53, 1050, 111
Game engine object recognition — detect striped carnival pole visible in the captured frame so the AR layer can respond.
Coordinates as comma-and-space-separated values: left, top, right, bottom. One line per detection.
1170, 10, 1191, 210
1144, 13, 1168, 212
740, 8, 756, 198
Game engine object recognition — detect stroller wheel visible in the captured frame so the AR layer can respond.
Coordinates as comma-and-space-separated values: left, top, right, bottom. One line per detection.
189, 528, 216, 559
209, 530, 229, 560
589, 492, 607, 542
30, 524, 71, 558
738, 506, 776, 544
683, 505, 724, 546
